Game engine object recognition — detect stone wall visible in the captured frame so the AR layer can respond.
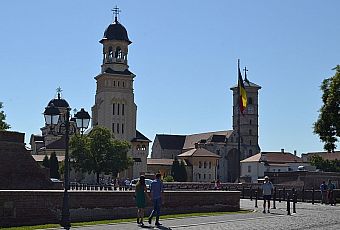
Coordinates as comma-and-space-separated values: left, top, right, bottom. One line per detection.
0, 131, 57, 190
0, 190, 240, 227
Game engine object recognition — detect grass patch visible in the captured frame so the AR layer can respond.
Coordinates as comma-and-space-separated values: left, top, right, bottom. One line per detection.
1, 210, 251, 229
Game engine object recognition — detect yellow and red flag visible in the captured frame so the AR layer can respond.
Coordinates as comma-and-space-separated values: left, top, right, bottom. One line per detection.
238, 63, 247, 113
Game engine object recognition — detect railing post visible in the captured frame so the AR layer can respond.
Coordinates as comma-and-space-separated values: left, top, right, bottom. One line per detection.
250, 186, 253, 201
242, 186, 245, 199
255, 189, 258, 208
278, 189, 281, 202
293, 191, 296, 213
302, 186, 305, 202
283, 187, 286, 201
287, 193, 291, 215
312, 187, 315, 204
273, 187, 276, 209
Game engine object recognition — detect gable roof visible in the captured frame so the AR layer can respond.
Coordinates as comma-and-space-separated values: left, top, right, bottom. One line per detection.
156, 134, 186, 150
241, 152, 303, 163
44, 136, 66, 150
131, 130, 151, 142
183, 130, 233, 150
147, 158, 175, 166
302, 151, 340, 161
178, 148, 221, 158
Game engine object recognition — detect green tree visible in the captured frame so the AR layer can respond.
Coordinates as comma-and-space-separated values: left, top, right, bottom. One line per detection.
42, 155, 50, 168
314, 65, 340, 152
50, 152, 60, 179
0, 102, 10, 130
310, 155, 340, 172
70, 126, 133, 184
171, 158, 187, 182
179, 160, 187, 182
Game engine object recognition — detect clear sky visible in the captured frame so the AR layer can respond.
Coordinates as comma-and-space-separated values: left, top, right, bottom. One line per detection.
1, 0, 340, 155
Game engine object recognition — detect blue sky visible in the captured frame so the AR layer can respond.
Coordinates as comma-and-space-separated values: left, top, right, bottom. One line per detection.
1, 0, 340, 155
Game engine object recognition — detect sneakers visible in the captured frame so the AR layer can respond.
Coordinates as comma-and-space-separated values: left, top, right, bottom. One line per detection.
267, 209, 270, 213
263, 210, 266, 213
140, 222, 144, 227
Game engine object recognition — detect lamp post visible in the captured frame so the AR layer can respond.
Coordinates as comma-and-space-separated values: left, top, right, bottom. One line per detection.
44, 104, 90, 229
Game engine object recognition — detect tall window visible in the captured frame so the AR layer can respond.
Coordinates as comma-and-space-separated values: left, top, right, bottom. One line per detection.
122, 104, 125, 116
112, 123, 115, 133
209, 162, 212, 169
248, 97, 253, 105
249, 129, 252, 135
250, 119, 252, 125
122, 123, 124, 134
248, 165, 251, 173
199, 161, 202, 168
117, 123, 119, 133
112, 103, 115, 115
204, 161, 207, 168
117, 103, 120, 115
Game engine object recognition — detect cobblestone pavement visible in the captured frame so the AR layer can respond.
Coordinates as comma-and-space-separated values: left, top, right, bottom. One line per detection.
55, 199, 340, 230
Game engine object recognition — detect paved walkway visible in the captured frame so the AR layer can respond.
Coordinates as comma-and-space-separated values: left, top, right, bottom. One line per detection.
55, 199, 340, 230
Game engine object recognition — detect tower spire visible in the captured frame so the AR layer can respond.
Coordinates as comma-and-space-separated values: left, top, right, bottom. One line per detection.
111, 6, 121, 22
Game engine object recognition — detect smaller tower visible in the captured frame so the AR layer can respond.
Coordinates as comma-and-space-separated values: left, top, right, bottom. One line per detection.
231, 68, 261, 159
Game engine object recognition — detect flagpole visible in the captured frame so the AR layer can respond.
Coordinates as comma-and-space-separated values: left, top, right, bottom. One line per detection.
237, 59, 241, 183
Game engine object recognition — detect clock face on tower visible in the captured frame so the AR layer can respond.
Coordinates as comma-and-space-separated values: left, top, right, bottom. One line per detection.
247, 106, 254, 114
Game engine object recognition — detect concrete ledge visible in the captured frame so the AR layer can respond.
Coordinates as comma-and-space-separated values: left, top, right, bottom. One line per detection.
0, 190, 240, 227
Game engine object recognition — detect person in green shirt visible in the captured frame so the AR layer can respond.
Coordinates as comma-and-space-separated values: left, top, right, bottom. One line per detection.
135, 175, 150, 226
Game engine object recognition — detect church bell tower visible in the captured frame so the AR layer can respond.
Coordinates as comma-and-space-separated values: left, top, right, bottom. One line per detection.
231, 68, 261, 159
92, 7, 136, 142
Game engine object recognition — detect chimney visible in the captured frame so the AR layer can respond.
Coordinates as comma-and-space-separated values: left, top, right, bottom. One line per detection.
294, 150, 297, 156
281, 149, 284, 153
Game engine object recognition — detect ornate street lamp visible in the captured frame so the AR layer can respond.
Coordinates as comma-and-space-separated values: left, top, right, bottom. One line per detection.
43, 103, 90, 229
75, 108, 91, 135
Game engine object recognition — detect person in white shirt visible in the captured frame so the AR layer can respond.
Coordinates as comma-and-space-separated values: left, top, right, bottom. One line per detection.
262, 176, 274, 213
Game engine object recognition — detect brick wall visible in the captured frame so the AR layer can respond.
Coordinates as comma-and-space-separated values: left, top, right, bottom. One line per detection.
0, 190, 240, 227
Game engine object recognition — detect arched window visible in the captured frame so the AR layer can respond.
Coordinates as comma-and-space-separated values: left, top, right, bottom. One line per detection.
204, 161, 207, 168
248, 97, 253, 105
250, 119, 252, 125
108, 47, 113, 62
137, 145, 141, 150
142, 145, 146, 151
209, 162, 212, 169
115, 47, 122, 60
199, 161, 202, 168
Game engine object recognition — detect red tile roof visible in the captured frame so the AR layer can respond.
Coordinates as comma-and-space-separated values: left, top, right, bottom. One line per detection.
241, 152, 303, 163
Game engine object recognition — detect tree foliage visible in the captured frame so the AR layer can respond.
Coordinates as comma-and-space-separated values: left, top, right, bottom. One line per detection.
310, 155, 340, 172
50, 152, 60, 179
171, 158, 187, 182
70, 126, 133, 184
42, 155, 50, 168
0, 102, 10, 130
314, 65, 340, 152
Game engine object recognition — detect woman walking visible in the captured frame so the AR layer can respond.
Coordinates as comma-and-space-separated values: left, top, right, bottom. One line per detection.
135, 175, 149, 226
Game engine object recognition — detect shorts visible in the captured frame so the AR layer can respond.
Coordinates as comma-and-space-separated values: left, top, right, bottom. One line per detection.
263, 195, 272, 200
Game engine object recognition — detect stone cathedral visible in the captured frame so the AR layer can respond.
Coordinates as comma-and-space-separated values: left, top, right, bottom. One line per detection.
91, 11, 150, 179
151, 75, 261, 182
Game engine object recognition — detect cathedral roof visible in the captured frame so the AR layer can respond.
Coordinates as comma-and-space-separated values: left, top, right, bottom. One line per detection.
178, 148, 221, 158
48, 92, 69, 108
156, 134, 186, 150
100, 18, 131, 44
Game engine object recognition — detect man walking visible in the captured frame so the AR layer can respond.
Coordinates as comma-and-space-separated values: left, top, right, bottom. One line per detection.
148, 173, 163, 226
320, 181, 327, 204
262, 176, 274, 213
